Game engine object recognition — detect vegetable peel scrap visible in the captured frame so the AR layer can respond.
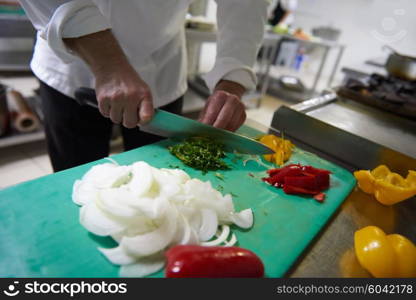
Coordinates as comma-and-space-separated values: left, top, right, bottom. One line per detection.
72, 161, 253, 277
168, 137, 229, 173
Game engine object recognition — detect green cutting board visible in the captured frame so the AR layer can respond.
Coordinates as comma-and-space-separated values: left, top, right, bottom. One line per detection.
0, 137, 355, 278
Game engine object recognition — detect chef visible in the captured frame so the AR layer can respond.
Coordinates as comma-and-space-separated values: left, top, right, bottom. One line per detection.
17, 0, 269, 172
268, 0, 298, 27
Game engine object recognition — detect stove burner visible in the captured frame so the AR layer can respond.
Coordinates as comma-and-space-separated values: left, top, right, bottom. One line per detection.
347, 74, 416, 104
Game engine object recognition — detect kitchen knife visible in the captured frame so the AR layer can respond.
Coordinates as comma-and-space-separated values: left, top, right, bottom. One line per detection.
74, 87, 274, 154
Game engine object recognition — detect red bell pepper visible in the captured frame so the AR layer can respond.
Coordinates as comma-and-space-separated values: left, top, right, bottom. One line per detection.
283, 184, 320, 195
165, 245, 264, 278
262, 164, 331, 202
263, 164, 303, 186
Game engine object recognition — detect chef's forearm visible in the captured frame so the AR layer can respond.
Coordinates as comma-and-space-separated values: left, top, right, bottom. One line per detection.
64, 29, 154, 127
63, 29, 129, 77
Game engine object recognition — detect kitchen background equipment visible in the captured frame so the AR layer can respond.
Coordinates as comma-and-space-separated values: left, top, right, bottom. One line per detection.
311, 26, 341, 42
338, 73, 416, 120
7, 89, 40, 133
0, 134, 355, 277
74, 87, 274, 155
383, 45, 416, 82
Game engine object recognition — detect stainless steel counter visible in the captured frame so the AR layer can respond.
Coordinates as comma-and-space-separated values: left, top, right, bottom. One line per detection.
306, 98, 416, 159
247, 97, 416, 277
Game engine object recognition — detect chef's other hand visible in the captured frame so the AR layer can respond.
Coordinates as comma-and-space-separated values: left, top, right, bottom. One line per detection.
199, 80, 246, 132
95, 63, 154, 128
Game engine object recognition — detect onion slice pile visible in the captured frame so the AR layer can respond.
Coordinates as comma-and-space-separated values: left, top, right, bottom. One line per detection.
72, 161, 253, 277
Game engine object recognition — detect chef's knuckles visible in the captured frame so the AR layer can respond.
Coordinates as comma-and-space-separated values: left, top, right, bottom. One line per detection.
201, 90, 246, 132
97, 81, 154, 127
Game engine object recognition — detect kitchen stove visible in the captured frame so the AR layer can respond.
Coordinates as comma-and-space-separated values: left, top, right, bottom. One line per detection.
338, 73, 416, 119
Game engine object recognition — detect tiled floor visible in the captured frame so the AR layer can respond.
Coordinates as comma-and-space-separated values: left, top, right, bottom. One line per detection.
0, 141, 52, 189
0, 93, 291, 190
246, 94, 290, 127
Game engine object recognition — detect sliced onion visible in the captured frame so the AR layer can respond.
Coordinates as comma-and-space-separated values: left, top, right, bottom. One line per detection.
178, 217, 192, 245
72, 180, 97, 206
230, 208, 253, 229
162, 168, 190, 183
201, 225, 231, 246
111, 232, 123, 243
119, 258, 165, 278
198, 209, 218, 242
98, 246, 136, 265
79, 202, 125, 236
174, 215, 199, 245
104, 156, 119, 166
128, 162, 154, 197
96, 188, 138, 218
73, 161, 256, 277
129, 195, 170, 220
224, 233, 237, 247
85, 164, 131, 189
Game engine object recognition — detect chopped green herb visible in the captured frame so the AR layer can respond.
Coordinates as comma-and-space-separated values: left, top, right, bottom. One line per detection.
168, 137, 230, 173
230, 192, 238, 198
217, 184, 224, 192
168, 164, 181, 169
215, 172, 225, 181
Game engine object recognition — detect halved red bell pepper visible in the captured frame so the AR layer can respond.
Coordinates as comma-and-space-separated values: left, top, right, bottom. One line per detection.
165, 245, 264, 278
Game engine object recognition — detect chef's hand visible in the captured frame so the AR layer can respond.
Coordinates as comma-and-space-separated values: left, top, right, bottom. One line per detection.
64, 30, 154, 128
95, 63, 154, 128
199, 80, 247, 132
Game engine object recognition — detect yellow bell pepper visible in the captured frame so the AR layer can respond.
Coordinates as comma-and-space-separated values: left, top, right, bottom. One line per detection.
354, 165, 416, 205
354, 226, 416, 278
259, 135, 294, 166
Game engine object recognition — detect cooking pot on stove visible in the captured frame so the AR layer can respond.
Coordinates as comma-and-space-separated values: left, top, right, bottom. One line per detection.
384, 45, 416, 81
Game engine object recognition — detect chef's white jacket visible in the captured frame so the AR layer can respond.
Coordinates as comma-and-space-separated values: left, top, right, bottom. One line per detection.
18, 0, 269, 107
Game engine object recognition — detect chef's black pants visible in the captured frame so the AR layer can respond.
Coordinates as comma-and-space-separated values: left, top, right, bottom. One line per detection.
39, 81, 183, 172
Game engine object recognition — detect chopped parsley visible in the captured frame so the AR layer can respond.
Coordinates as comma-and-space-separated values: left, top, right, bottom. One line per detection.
168, 137, 229, 173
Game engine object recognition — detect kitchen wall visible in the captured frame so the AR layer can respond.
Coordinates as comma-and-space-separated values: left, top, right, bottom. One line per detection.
3, 1, 414, 84
293, 0, 416, 67
199, 0, 416, 85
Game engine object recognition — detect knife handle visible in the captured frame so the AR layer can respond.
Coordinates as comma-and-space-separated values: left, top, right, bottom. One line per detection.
74, 87, 98, 108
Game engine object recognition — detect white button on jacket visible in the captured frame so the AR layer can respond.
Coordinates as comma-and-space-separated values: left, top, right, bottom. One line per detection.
18, 0, 269, 107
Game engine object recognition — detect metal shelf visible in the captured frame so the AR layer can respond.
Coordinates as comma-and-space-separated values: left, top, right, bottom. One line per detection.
0, 14, 35, 38
0, 128, 44, 149
0, 93, 45, 149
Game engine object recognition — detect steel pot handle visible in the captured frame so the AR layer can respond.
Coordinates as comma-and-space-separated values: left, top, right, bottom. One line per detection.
382, 45, 398, 55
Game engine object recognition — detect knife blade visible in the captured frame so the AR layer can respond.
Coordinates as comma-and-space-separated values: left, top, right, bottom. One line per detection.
74, 87, 274, 154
